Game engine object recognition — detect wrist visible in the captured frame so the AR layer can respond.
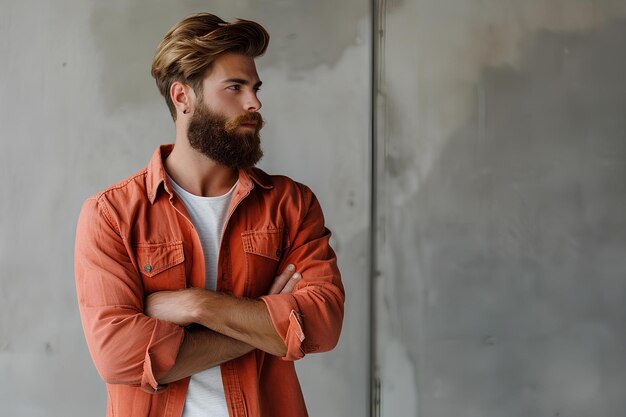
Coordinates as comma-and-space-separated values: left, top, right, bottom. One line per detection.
186, 287, 211, 324
192, 289, 221, 327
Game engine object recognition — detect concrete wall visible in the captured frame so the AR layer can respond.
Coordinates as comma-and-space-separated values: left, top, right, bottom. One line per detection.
0, 1, 370, 416
3, 0, 626, 416
375, 1, 626, 416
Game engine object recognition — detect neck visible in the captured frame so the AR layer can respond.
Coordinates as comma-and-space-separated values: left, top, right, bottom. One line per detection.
165, 127, 238, 197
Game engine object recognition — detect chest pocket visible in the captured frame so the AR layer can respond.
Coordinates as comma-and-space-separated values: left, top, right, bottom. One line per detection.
134, 241, 186, 294
241, 228, 287, 297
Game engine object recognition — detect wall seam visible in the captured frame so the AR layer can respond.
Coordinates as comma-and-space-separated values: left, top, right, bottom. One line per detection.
369, 0, 384, 416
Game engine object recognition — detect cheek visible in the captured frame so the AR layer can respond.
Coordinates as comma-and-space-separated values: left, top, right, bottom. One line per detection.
205, 91, 240, 111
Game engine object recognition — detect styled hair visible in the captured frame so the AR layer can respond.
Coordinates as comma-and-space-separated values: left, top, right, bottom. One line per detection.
151, 13, 270, 120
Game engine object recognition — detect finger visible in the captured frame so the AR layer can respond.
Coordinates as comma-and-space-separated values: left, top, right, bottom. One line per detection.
269, 264, 295, 294
268, 264, 296, 295
280, 272, 301, 294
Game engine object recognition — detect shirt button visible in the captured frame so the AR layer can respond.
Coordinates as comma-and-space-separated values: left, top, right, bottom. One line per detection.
276, 249, 282, 257
144, 264, 153, 273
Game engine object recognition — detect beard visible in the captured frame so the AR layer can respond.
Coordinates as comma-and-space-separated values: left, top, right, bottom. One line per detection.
187, 101, 264, 169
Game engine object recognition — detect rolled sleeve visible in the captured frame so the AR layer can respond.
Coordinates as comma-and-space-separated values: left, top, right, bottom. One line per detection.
260, 186, 345, 361
260, 295, 305, 360
75, 197, 184, 391
140, 319, 184, 391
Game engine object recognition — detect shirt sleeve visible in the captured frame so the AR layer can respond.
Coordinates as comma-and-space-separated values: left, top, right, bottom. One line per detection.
260, 185, 345, 361
74, 197, 185, 392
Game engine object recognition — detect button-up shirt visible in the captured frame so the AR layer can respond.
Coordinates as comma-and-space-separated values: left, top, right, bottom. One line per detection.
74, 145, 345, 417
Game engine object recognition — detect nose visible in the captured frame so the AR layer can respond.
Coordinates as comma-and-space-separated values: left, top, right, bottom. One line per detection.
245, 91, 262, 112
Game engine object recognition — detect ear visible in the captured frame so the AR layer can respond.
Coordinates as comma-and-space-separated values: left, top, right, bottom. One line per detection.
170, 81, 196, 118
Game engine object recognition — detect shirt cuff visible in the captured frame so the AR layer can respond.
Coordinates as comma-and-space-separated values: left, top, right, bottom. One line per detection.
140, 319, 185, 392
260, 294, 305, 361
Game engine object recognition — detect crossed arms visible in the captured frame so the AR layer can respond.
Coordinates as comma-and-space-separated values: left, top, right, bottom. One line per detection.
145, 266, 301, 384
75, 188, 344, 391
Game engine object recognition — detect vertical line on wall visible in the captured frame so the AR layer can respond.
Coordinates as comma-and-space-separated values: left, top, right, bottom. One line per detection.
369, 0, 385, 416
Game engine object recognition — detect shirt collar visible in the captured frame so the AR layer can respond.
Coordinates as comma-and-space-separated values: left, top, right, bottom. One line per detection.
146, 144, 273, 204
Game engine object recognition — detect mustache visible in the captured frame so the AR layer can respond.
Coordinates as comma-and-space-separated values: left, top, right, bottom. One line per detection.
225, 112, 265, 131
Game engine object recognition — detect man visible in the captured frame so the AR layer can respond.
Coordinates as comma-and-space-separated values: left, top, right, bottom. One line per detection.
74, 13, 344, 417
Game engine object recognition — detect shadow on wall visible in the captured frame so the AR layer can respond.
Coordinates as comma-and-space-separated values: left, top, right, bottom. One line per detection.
391, 18, 626, 416
89, 1, 365, 114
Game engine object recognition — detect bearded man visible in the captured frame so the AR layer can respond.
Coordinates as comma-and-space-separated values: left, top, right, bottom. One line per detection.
74, 13, 344, 417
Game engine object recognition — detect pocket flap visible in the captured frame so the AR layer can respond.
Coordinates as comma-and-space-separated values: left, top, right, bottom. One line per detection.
241, 229, 284, 261
134, 241, 185, 278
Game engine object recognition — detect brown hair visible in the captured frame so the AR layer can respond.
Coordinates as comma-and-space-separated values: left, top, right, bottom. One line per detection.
151, 13, 270, 120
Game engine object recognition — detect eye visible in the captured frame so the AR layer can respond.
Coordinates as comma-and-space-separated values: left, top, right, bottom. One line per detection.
253, 87, 261, 93
227, 85, 241, 91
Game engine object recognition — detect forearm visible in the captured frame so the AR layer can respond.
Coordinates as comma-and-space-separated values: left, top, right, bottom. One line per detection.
145, 265, 302, 360
194, 292, 287, 357
158, 327, 254, 384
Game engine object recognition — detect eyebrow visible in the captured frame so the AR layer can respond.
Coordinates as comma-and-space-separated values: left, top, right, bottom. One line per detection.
222, 78, 263, 88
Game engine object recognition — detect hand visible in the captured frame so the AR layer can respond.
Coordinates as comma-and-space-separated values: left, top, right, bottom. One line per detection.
267, 264, 301, 295
145, 287, 206, 326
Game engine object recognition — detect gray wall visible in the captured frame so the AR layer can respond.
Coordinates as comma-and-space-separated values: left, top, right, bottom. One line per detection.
375, 1, 626, 416
0, 1, 370, 416
2, 0, 626, 416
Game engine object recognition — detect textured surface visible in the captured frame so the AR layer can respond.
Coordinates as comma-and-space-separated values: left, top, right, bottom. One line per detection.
0, 1, 370, 416
376, 1, 626, 416
4, 0, 626, 415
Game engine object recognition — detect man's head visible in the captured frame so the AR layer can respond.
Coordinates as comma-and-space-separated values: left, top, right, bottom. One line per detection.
151, 13, 269, 168
151, 13, 269, 120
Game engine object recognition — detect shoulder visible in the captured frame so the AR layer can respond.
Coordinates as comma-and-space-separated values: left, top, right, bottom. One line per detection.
249, 167, 314, 200
248, 167, 321, 221
80, 168, 149, 228
250, 168, 316, 210
88, 168, 149, 206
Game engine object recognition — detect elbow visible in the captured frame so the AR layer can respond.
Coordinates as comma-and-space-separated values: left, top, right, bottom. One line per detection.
306, 327, 342, 354
91, 353, 143, 386
86, 331, 148, 386
81, 312, 184, 389
85, 337, 141, 385
95, 354, 164, 393
305, 307, 344, 354
324, 329, 342, 352
98, 369, 138, 386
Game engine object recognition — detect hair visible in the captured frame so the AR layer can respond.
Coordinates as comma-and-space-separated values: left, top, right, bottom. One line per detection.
151, 13, 270, 120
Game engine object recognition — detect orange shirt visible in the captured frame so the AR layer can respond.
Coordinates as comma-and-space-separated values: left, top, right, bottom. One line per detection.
74, 145, 345, 417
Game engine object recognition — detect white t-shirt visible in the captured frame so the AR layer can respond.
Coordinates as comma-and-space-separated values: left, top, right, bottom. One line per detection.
168, 175, 237, 417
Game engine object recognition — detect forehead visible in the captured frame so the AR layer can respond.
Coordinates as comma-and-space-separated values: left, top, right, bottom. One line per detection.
203, 53, 260, 84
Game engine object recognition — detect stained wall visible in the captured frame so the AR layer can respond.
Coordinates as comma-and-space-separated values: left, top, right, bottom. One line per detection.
375, 1, 626, 416
3, 0, 626, 416
0, 1, 370, 416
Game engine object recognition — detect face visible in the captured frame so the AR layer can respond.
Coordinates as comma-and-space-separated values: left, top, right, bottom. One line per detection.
187, 53, 265, 169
